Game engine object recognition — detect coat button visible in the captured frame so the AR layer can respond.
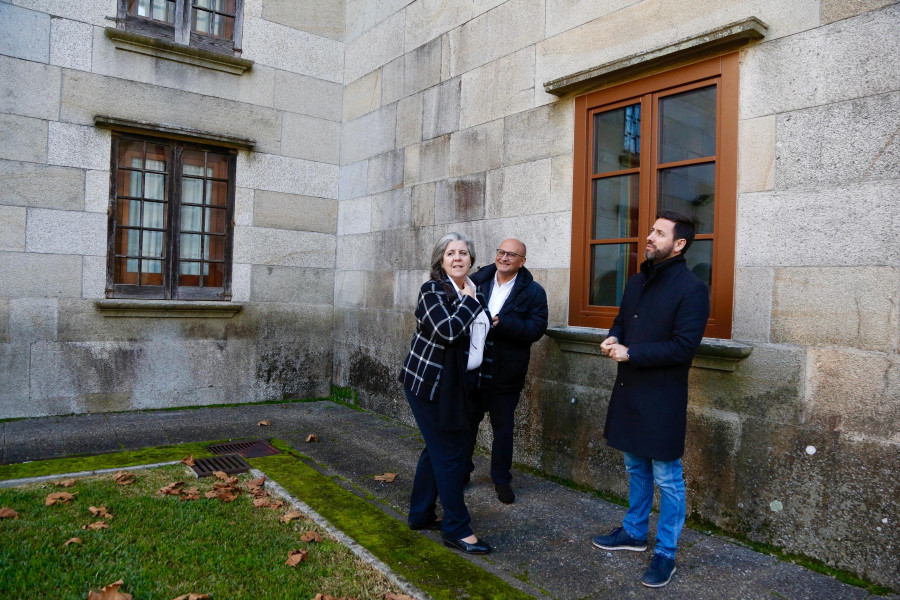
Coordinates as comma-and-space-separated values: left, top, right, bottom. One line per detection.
619, 382, 624, 387
633, 314, 639, 319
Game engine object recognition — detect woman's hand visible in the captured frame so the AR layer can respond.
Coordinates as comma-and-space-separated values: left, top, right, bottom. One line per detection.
460, 282, 476, 298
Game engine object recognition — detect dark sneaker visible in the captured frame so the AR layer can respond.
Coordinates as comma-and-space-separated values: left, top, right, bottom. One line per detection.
591, 526, 647, 551
642, 554, 676, 587
495, 483, 515, 504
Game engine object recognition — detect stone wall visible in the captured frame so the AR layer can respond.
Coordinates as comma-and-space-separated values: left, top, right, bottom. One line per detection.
0, 0, 346, 417
334, 0, 900, 588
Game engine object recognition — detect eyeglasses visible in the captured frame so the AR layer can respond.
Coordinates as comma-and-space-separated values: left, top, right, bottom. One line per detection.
496, 249, 523, 259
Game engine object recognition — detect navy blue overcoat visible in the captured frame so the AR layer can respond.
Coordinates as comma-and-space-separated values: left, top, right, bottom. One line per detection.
603, 255, 710, 460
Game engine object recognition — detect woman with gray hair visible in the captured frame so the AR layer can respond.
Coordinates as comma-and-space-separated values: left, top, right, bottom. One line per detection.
399, 232, 492, 554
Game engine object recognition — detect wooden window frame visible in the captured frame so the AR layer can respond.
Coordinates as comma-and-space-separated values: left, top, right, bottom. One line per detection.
116, 0, 245, 55
106, 133, 236, 301
570, 53, 738, 339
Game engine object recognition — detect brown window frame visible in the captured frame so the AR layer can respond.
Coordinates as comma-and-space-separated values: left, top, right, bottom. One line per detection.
116, 0, 245, 55
106, 132, 236, 301
570, 53, 738, 339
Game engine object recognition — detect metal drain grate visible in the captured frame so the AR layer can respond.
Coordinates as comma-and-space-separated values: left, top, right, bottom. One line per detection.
191, 454, 251, 477
206, 439, 281, 458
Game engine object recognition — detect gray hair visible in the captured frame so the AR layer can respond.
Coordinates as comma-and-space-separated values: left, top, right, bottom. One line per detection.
430, 232, 476, 281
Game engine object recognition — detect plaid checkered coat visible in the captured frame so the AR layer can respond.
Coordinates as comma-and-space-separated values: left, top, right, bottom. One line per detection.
399, 278, 488, 401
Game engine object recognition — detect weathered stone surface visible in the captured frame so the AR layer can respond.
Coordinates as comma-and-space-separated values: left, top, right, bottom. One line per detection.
273, 70, 342, 122
449, 0, 545, 77
253, 190, 337, 234
261, 0, 344, 40
232, 227, 336, 268
81, 255, 106, 299
282, 112, 341, 164
529, 267, 569, 326
25, 208, 106, 256
394, 269, 430, 311
234, 186, 254, 227
776, 91, 900, 189
806, 347, 900, 440
411, 182, 435, 227
83, 169, 109, 214
737, 180, 900, 267
822, 0, 897, 24
241, 16, 343, 82
545, 0, 636, 38
396, 91, 424, 148
460, 48, 535, 129
334, 270, 366, 307
47, 122, 109, 171
405, 37, 442, 96
0, 343, 30, 413
0, 56, 60, 121
0, 3, 50, 63
380, 55, 404, 106
404, 0, 472, 53
344, 10, 404, 83
6, 0, 111, 27
384, 226, 440, 271
230, 262, 251, 302
364, 271, 396, 309
0, 205, 26, 252
448, 119, 503, 178
371, 187, 412, 231
486, 158, 553, 218
337, 197, 372, 235
549, 152, 573, 214
9, 298, 57, 343
341, 104, 397, 165
0, 160, 84, 210
250, 265, 334, 304
422, 77, 461, 140
731, 267, 773, 342
404, 134, 450, 185
49, 17, 92, 71
367, 148, 404, 194
336, 231, 384, 271
503, 100, 574, 166
477, 211, 571, 269
741, 4, 900, 119
0, 299, 8, 343
343, 69, 382, 122
339, 160, 368, 200
435, 174, 486, 224
236, 151, 339, 199
739, 115, 775, 193
772, 266, 899, 352
0, 252, 82, 297
0, 114, 47, 163
344, 0, 411, 42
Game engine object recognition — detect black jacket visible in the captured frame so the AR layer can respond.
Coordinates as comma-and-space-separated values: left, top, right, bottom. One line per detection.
471, 264, 548, 393
603, 255, 710, 460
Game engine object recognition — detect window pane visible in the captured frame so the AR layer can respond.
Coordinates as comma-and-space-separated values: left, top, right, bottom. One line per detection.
115, 257, 139, 284
181, 205, 203, 231
183, 150, 207, 176
593, 104, 640, 173
684, 239, 713, 293
142, 261, 164, 285
659, 86, 716, 163
590, 243, 638, 306
206, 207, 227, 234
658, 163, 715, 234
591, 174, 639, 240
142, 231, 164, 258
116, 199, 139, 227
209, 181, 228, 207
115, 228, 140, 256
142, 201, 166, 229
181, 234, 203, 260
150, 0, 175, 23
182, 177, 205, 203
117, 170, 141, 199
180, 262, 201, 276
144, 173, 165, 200
118, 140, 145, 168
206, 262, 224, 287
206, 153, 228, 179
208, 235, 225, 261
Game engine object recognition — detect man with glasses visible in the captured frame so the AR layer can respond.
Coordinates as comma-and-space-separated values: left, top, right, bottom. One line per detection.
467, 239, 548, 503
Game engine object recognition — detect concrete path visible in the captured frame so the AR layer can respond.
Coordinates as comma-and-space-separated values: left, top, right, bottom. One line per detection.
2, 401, 894, 600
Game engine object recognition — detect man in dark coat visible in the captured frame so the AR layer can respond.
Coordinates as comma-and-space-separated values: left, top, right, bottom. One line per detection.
592, 211, 710, 588
468, 239, 548, 504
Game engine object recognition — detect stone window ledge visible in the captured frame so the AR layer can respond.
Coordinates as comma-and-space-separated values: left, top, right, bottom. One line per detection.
545, 326, 752, 371
95, 299, 243, 318
105, 27, 253, 75
543, 17, 768, 97
95, 116, 256, 150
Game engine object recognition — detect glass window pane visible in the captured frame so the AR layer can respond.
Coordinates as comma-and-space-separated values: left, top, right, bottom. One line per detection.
144, 173, 165, 200
208, 236, 225, 261
591, 175, 639, 240
209, 181, 228, 207
145, 144, 167, 170
117, 170, 141, 199
118, 140, 144, 168
193, 8, 212, 34
181, 205, 203, 232
115, 228, 138, 256
182, 177, 205, 203
142, 261, 163, 285
658, 163, 715, 234
593, 104, 640, 173
206, 153, 228, 179
183, 150, 207, 176
151, 0, 175, 22
206, 262, 224, 287
206, 208, 227, 234
115, 257, 139, 284
684, 239, 713, 293
116, 199, 139, 227
659, 86, 716, 163
142, 201, 165, 229
180, 262, 201, 276
142, 231, 164, 258
590, 243, 638, 306
181, 234, 203, 260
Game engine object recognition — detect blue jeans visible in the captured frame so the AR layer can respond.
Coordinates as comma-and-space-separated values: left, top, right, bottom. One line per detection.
622, 452, 686, 560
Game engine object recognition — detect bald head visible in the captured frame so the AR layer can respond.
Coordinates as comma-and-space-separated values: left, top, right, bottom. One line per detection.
495, 238, 527, 283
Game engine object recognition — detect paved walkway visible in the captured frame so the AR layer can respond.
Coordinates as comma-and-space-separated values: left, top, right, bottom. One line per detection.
2, 401, 895, 600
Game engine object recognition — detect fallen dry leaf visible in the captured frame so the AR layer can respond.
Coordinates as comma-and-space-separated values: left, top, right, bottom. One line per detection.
384, 594, 417, 600
374, 473, 397, 483
253, 497, 271, 508
64, 537, 82, 546
267, 500, 285, 510
89, 506, 114, 519
158, 482, 186, 496
258, 420, 271, 427
172, 594, 211, 600
301, 531, 323, 543
180, 455, 195, 467
285, 549, 308, 566
0, 507, 19, 519
87, 579, 132, 600
180, 487, 201, 501
53, 479, 78, 487
83, 521, 109, 531
306, 433, 319, 443
279, 510, 304, 523
113, 471, 135, 486
46, 491, 77, 506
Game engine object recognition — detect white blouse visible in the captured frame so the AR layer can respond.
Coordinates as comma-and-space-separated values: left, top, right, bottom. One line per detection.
450, 276, 490, 371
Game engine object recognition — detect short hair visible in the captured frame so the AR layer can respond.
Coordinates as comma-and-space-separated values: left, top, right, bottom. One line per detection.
656, 210, 696, 255
430, 232, 476, 281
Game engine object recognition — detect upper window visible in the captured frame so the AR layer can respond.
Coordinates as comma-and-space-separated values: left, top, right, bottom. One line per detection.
106, 133, 236, 300
118, 0, 244, 55
569, 53, 738, 339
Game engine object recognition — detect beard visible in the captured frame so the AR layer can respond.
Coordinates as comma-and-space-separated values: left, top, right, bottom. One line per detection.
644, 242, 675, 262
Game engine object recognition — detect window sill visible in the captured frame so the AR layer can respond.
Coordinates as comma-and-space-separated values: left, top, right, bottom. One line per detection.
105, 27, 253, 75
543, 17, 767, 97
545, 326, 752, 372
95, 299, 243, 319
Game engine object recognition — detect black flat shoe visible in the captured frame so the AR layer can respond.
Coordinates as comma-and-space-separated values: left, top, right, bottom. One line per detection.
408, 519, 442, 531
443, 536, 491, 555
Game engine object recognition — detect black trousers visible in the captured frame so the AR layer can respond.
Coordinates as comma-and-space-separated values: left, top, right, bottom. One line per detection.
468, 388, 521, 485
